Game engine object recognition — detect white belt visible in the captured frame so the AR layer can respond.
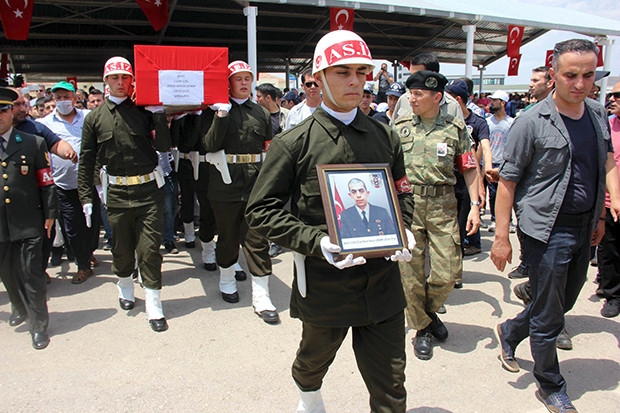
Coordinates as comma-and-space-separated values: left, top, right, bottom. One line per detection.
108, 172, 156, 186
180, 152, 206, 162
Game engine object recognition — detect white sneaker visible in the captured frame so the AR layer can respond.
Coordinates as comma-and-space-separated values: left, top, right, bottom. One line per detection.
488, 221, 496, 232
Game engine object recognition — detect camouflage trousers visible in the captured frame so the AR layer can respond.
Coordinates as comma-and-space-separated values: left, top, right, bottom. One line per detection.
400, 191, 462, 330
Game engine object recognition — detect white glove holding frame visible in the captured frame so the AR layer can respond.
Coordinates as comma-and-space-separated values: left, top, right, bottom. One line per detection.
320, 236, 366, 270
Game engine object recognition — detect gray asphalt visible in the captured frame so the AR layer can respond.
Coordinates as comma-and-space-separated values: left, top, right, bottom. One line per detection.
1, 219, 619, 413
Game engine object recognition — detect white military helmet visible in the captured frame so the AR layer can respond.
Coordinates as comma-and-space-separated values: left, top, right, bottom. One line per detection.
228, 60, 253, 79
312, 30, 374, 75
103, 56, 134, 80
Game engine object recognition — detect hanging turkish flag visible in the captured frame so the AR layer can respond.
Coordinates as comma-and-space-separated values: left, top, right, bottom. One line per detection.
400, 61, 411, 70
0, 0, 35, 40
330, 8, 354, 31
66, 77, 78, 91
545, 50, 554, 67
596, 44, 604, 67
508, 54, 521, 76
506, 25, 524, 58
136, 0, 169, 31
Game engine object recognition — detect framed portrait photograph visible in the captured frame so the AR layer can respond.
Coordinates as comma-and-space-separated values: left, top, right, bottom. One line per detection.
316, 163, 408, 259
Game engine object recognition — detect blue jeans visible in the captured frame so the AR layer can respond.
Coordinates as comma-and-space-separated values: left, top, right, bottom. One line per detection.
162, 173, 178, 244
503, 224, 590, 394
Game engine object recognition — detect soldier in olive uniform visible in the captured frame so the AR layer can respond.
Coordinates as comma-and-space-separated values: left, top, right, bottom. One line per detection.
246, 31, 415, 413
78, 57, 172, 332
170, 112, 246, 278
395, 71, 479, 361
203, 60, 277, 324
0, 87, 57, 350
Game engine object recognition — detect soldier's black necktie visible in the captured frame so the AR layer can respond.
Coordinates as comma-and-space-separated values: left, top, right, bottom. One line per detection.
362, 210, 369, 227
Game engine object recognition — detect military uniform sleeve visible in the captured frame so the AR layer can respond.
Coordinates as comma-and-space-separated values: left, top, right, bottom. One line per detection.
78, 113, 97, 205
389, 129, 414, 228
150, 112, 172, 152
246, 137, 325, 258
35, 137, 57, 220
203, 111, 231, 152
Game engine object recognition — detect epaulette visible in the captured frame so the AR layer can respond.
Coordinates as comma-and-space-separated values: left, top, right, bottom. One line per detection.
447, 114, 465, 130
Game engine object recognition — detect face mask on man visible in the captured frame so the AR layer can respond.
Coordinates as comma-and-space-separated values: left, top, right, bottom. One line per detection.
55, 100, 74, 115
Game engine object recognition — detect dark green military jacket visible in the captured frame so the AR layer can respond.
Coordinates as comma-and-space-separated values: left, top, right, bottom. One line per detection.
170, 111, 215, 189
246, 106, 414, 327
0, 129, 57, 242
203, 99, 271, 203
78, 98, 171, 209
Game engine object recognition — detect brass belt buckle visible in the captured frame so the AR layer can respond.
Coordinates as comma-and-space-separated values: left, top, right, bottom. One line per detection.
115, 176, 123, 185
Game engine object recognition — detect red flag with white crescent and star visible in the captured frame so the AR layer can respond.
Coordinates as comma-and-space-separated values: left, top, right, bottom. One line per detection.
0, 0, 34, 41
136, 0, 169, 32
333, 184, 344, 229
545, 50, 554, 67
596, 44, 604, 67
330, 7, 354, 31
506, 25, 524, 58
508, 54, 521, 76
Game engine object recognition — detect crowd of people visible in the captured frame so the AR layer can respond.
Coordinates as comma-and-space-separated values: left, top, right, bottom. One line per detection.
1, 29, 619, 413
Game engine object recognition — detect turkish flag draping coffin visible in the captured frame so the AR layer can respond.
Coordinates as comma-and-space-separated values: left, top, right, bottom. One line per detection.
133, 45, 229, 108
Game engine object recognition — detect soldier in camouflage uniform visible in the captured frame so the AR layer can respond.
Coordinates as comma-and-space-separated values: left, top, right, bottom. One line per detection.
395, 71, 479, 361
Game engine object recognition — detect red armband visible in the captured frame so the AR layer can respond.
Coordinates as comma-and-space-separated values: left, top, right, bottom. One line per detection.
151, 129, 156, 140
394, 175, 412, 194
456, 152, 476, 173
263, 139, 272, 152
36, 168, 54, 187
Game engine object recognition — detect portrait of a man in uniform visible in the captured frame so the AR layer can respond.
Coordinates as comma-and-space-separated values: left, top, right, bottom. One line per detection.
339, 178, 396, 239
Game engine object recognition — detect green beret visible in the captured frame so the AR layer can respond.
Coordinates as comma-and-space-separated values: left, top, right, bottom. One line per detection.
405, 70, 447, 92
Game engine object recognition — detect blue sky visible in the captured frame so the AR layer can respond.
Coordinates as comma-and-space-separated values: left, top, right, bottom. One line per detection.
438, 0, 620, 85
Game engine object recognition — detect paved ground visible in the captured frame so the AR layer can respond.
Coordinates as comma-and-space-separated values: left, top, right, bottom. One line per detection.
1, 218, 619, 413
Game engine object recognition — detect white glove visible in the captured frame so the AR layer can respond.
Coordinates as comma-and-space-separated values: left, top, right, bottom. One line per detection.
405, 229, 416, 250
320, 236, 366, 270
83, 203, 93, 228
95, 185, 104, 204
144, 105, 165, 113
388, 229, 416, 262
209, 103, 231, 113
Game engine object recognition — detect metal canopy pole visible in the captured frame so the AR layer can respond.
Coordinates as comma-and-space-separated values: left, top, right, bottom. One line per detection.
596, 36, 614, 105
244, 6, 258, 93
478, 65, 485, 96
462, 25, 476, 79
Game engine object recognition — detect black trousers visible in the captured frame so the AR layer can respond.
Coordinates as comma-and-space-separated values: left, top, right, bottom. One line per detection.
598, 208, 620, 301
57, 187, 100, 270
210, 200, 270, 276
292, 311, 406, 413
178, 160, 197, 224
195, 188, 216, 243
0, 236, 48, 334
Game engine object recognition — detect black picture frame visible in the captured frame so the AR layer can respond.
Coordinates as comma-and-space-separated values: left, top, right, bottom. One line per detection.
316, 163, 407, 259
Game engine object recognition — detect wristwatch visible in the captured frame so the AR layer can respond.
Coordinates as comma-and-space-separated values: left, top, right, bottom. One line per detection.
470, 201, 481, 206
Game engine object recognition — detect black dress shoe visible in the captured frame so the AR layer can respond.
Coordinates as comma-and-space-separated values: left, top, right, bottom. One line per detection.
413, 328, 433, 360
119, 298, 135, 311
32, 332, 50, 350
222, 291, 239, 303
454, 281, 463, 289
203, 262, 217, 271
9, 311, 26, 327
149, 318, 169, 332
556, 327, 572, 350
427, 312, 448, 342
255, 309, 279, 324
235, 269, 247, 281
185, 241, 196, 248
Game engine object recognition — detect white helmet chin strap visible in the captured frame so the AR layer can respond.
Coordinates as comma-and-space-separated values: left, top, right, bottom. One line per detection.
319, 71, 346, 111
